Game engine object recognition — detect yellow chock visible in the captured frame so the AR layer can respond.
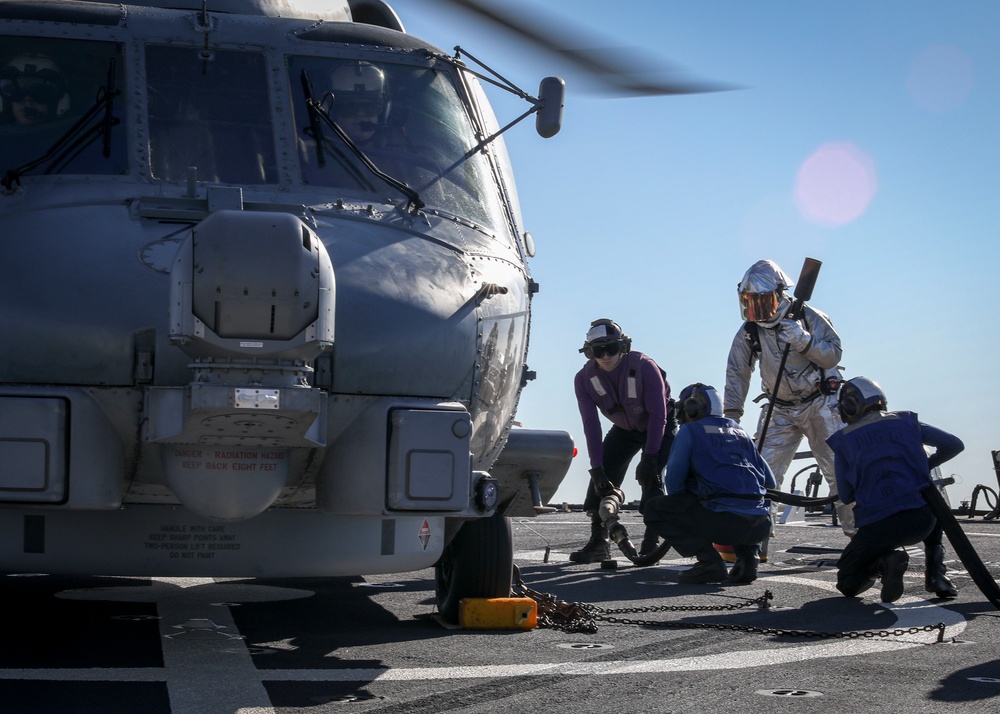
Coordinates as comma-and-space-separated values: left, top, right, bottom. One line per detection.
714, 542, 767, 563
713, 543, 737, 563
458, 597, 537, 630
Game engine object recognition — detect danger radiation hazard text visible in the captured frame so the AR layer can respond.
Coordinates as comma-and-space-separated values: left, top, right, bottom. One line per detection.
172, 448, 286, 473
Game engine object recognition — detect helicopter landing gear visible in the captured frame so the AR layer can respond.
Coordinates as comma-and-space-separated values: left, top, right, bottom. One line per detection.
435, 512, 514, 623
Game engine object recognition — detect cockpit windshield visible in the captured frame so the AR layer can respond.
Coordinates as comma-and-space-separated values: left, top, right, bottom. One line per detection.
0, 37, 127, 178
289, 55, 507, 230
147, 45, 278, 185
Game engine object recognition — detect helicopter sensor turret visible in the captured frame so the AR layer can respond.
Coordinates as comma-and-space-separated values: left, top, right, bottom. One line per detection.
169, 208, 335, 366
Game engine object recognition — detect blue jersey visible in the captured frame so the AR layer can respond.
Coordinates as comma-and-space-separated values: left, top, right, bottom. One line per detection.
664, 415, 776, 516
826, 411, 964, 527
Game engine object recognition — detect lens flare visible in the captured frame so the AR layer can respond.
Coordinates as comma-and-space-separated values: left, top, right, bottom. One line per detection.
794, 141, 877, 227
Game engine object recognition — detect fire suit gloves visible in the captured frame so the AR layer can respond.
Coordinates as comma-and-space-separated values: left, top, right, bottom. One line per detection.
778, 318, 813, 353
635, 453, 660, 492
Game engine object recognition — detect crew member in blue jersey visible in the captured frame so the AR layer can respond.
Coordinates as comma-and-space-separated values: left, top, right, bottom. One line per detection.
643, 383, 775, 583
570, 318, 677, 563
827, 376, 964, 603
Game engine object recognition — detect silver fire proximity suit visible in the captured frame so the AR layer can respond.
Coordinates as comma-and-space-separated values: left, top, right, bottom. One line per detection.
724, 301, 855, 534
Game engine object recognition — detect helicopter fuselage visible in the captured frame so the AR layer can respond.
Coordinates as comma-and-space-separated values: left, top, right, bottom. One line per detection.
0, 0, 571, 579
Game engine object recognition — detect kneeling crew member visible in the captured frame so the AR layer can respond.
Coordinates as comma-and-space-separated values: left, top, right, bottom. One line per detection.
826, 376, 964, 603
644, 383, 775, 584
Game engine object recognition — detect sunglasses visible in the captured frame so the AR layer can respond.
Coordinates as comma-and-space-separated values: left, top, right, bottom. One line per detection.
590, 341, 621, 359
0, 76, 63, 104
334, 101, 381, 118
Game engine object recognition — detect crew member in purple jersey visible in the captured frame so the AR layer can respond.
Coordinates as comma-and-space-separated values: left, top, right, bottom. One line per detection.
570, 318, 677, 563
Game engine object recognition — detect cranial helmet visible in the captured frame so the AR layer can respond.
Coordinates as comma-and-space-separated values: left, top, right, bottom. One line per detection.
579, 318, 631, 359
0, 53, 71, 117
677, 383, 724, 424
738, 259, 794, 325
329, 61, 387, 117
837, 376, 887, 424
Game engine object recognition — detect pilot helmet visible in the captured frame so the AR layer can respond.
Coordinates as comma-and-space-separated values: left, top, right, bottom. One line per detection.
677, 383, 724, 424
329, 61, 387, 120
837, 376, 887, 424
737, 259, 794, 326
580, 318, 631, 360
0, 53, 71, 119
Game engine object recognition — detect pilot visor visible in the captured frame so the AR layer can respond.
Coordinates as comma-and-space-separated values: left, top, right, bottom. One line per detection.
739, 290, 781, 322
0, 74, 63, 104
333, 100, 381, 118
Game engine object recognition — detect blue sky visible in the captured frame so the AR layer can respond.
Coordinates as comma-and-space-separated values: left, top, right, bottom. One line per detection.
394, 1, 1000, 510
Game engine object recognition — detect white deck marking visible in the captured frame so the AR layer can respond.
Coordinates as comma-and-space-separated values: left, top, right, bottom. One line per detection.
57, 578, 311, 714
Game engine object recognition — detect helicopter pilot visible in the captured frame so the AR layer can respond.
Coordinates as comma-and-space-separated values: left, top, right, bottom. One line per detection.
0, 53, 70, 127
328, 60, 388, 148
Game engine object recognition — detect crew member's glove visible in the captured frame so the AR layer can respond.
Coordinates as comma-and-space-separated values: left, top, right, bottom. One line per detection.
778, 319, 812, 352
589, 466, 624, 503
589, 466, 612, 495
724, 409, 742, 424
635, 453, 660, 492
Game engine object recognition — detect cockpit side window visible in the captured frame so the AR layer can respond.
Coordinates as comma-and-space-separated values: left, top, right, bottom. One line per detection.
288, 55, 507, 231
146, 45, 278, 185
0, 36, 127, 177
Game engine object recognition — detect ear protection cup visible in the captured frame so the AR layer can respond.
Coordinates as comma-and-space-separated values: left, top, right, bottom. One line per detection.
678, 383, 709, 423
837, 378, 886, 423
837, 392, 860, 422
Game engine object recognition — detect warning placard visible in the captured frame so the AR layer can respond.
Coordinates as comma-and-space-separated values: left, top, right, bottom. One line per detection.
418, 519, 431, 550
144, 523, 242, 560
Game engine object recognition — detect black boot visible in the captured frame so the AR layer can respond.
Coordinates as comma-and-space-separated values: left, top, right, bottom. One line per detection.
678, 549, 727, 584
569, 519, 610, 563
638, 527, 660, 558
876, 550, 909, 603
925, 544, 958, 598
728, 544, 760, 583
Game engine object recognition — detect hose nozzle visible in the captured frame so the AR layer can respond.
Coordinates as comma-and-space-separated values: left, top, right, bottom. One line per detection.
598, 493, 639, 561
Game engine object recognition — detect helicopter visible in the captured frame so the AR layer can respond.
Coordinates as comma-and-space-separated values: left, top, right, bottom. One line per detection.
0, 0, 713, 623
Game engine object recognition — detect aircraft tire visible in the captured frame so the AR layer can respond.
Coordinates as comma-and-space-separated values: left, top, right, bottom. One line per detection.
921, 485, 1000, 610
434, 512, 514, 624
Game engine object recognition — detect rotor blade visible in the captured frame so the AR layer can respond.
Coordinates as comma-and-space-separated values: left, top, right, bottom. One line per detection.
435, 0, 735, 97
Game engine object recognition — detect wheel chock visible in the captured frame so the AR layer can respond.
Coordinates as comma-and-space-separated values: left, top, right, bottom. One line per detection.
713, 543, 737, 563
458, 597, 537, 629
